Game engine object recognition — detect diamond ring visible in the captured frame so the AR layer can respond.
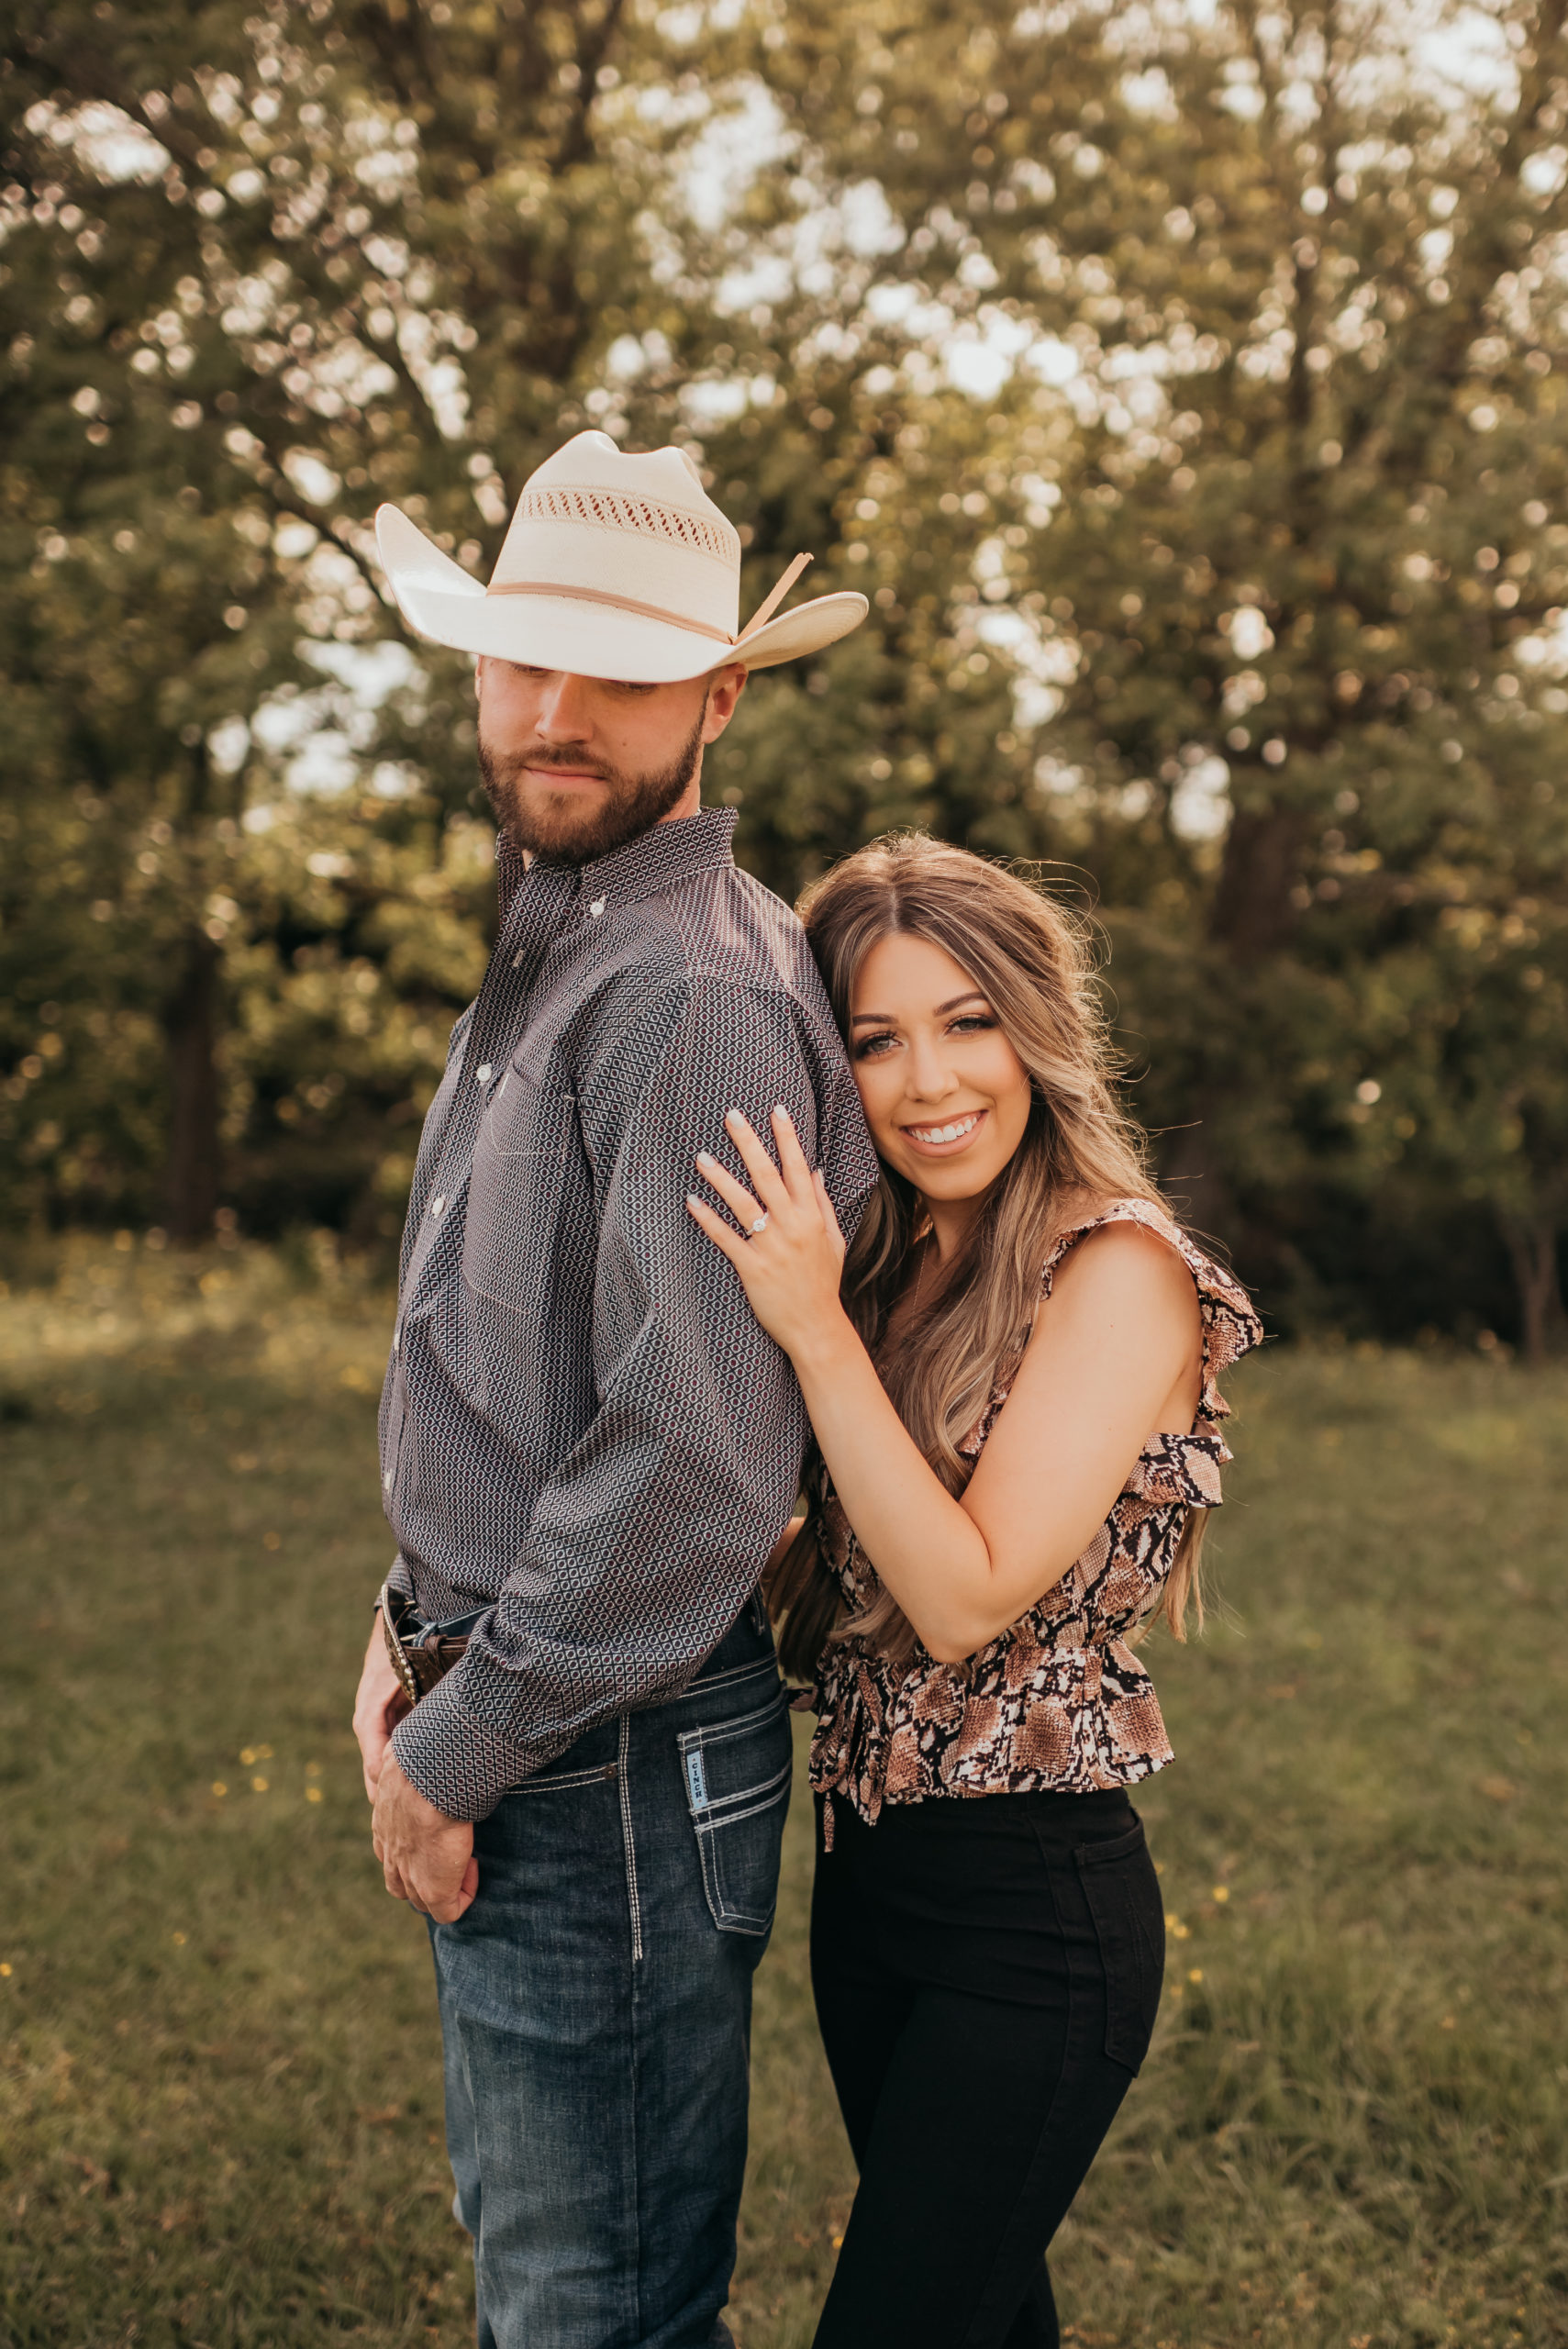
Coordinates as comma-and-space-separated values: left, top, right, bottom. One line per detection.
748, 1212, 770, 1236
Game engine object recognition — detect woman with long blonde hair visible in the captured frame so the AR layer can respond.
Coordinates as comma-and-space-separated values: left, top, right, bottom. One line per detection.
688, 834, 1262, 2349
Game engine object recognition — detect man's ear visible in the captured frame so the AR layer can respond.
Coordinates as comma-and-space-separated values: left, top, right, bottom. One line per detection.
701, 663, 748, 741
474, 655, 485, 701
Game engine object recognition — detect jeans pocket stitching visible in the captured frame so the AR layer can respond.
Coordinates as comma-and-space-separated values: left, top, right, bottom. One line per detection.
686, 1653, 781, 1696
679, 1704, 792, 1938
693, 1765, 794, 1828
676, 1689, 788, 1756
699, 1780, 790, 1932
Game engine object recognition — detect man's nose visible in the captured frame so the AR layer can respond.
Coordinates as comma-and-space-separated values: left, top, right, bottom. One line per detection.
535, 673, 595, 740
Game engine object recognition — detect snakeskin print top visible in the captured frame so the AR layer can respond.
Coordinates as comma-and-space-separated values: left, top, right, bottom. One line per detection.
806, 1199, 1263, 1829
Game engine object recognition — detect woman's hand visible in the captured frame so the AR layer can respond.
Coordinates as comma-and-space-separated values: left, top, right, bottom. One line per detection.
687, 1107, 850, 1363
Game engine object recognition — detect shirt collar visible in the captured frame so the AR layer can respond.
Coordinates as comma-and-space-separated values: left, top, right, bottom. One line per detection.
496, 806, 739, 920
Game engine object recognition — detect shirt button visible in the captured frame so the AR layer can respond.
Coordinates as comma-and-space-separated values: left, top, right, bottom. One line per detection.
383, 1469, 393, 1490
430, 1196, 445, 1217
589, 897, 606, 917
477, 1063, 493, 1083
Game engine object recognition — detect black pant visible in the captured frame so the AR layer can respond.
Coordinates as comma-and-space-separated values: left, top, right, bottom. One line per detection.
808, 1787, 1164, 2349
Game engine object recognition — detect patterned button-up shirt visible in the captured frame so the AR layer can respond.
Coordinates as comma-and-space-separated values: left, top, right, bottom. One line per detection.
380, 806, 878, 1820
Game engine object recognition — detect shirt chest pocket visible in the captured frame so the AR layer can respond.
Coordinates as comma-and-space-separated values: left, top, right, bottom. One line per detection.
462, 1074, 581, 1317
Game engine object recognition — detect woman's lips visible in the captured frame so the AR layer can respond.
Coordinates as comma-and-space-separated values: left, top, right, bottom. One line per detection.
897, 1108, 988, 1156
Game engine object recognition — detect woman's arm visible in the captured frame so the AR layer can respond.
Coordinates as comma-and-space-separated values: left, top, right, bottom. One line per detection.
689, 1110, 1200, 1663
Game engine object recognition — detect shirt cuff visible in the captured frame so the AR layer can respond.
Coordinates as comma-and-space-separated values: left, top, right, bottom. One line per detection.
390, 1665, 528, 1821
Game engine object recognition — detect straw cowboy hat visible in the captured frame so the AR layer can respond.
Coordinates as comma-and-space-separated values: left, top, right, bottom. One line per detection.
375, 429, 868, 684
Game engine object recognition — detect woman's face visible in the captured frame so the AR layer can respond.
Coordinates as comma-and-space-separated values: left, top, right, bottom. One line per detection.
847, 931, 1033, 1206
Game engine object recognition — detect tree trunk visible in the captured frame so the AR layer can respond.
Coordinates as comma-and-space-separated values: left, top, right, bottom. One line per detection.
1161, 801, 1307, 1230
162, 928, 222, 1243
1209, 800, 1307, 963
1502, 1211, 1566, 1367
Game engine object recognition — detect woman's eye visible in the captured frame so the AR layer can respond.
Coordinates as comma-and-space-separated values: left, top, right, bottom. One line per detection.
854, 1032, 897, 1059
950, 1015, 996, 1035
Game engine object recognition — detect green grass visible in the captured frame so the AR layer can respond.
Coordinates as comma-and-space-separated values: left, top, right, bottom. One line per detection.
2, 1241, 1565, 2348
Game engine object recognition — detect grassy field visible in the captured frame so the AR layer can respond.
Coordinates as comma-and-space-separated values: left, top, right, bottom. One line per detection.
1, 1237, 1564, 2349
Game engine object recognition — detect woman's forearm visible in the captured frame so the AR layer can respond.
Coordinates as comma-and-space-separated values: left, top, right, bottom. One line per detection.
789, 1314, 1011, 1660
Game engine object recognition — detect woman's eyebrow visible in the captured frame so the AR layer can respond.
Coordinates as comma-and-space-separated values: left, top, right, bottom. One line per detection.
850, 991, 988, 1026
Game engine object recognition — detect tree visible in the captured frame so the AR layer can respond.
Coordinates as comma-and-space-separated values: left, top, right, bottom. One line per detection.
732, 0, 1568, 1343
1, 0, 760, 1233
5, 0, 1564, 1351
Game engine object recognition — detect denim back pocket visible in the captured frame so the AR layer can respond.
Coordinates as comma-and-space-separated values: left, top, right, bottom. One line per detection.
677, 1688, 793, 1937
1075, 1817, 1165, 2072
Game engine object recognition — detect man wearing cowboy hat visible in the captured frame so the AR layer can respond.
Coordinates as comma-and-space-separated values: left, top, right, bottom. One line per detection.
350, 431, 876, 2346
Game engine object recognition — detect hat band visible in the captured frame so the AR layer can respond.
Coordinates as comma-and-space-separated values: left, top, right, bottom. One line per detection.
484, 552, 814, 651
486, 579, 736, 645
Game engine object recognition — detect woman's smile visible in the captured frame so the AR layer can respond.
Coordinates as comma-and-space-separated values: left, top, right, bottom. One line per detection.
899, 1108, 989, 1154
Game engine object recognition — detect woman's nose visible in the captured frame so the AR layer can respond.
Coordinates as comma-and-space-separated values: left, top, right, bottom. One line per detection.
905, 1036, 958, 1101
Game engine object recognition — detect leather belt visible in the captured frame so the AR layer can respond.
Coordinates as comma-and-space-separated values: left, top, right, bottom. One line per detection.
379, 1579, 478, 1707
378, 1580, 774, 1710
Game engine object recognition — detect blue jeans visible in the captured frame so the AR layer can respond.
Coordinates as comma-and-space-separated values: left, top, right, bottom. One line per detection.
428, 1600, 792, 2348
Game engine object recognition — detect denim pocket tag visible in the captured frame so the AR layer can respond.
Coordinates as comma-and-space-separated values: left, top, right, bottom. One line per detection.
677, 1691, 792, 1939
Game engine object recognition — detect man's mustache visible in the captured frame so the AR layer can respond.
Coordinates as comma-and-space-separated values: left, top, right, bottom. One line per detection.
508, 746, 617, 782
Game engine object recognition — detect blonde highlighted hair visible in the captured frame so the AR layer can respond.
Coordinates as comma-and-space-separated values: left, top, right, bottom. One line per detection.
769, 832, 1207, 1677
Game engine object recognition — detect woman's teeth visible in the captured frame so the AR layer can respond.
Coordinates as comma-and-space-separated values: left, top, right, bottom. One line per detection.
907, 1112, 981, 1144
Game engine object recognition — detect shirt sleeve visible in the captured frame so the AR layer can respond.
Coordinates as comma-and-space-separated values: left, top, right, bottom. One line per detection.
391, 972, 865, 1819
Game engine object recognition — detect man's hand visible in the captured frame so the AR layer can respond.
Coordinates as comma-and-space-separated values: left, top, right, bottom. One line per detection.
352, 1616, 412, 1803
372, 1750, 479, 1922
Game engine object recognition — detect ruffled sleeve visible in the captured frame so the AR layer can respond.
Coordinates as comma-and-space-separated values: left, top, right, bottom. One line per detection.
1123, 1429, 1229, 1508
1038, 1197, 1263, 1426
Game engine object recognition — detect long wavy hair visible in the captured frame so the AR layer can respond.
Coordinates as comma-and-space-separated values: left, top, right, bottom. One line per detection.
768, 832, 1207, 1677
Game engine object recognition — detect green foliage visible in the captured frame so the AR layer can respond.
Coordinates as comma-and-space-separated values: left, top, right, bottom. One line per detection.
3, 0, 1565, 1342
736, 0, 1568, 1342
3, 1264, 1565, 2343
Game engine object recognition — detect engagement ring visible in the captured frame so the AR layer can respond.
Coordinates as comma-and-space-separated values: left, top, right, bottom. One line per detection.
749, 1213, 770, 1235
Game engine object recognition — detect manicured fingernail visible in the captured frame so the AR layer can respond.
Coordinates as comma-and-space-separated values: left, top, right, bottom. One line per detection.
725, 1107, 741, 1123
696, 1151, 717, 1168
685, 1193, 701, 1208
773, 1104, 792, 1121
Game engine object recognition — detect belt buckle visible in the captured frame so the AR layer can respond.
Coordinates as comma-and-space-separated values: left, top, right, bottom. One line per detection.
379, 1578, 422, 1709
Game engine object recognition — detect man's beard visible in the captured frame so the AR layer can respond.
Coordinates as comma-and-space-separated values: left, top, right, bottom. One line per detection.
477, 696, 709, 865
